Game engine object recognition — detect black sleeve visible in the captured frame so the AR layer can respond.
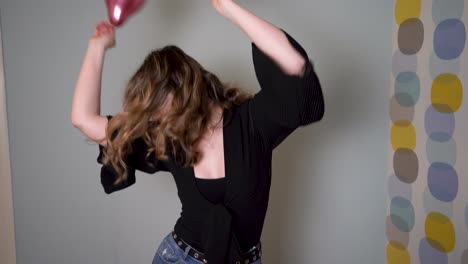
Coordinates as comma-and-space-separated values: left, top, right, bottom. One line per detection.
96, 115, 167, 194
249, 29, 325, 150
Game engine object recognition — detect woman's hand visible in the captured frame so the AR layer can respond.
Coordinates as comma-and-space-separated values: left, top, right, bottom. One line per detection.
89, 21, 116, 51
212, 0, 233, 17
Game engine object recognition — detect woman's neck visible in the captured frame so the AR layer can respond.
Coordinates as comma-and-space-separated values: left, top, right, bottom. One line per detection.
208, 103, 224, 129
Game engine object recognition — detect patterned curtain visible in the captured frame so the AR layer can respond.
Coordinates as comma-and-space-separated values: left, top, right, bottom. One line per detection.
387, 1, 467, 263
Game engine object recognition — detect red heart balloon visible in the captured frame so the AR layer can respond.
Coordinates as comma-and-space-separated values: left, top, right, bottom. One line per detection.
105, 0, 146, 27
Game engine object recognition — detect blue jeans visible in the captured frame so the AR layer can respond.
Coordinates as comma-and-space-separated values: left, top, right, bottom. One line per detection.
152, 232, 263, 264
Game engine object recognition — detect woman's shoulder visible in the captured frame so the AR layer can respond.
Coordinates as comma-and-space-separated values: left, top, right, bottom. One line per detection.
223, 98, 252, 125
224, 98, 257, 136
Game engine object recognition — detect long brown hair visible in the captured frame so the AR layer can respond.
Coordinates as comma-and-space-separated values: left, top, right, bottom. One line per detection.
99, 45, 252, 185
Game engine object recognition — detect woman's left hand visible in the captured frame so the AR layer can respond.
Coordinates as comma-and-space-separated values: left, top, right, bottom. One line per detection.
212, 0, 233, 16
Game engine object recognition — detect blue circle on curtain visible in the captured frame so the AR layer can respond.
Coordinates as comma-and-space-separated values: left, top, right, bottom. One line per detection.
388, 174, 412, 201
395, 72, 420, 107
423, 187, 453, 218
419, 238, 448, 264
390, 196, 415, 232
434, 19, 466, 60
432, 0, 464, 24
428, 162, 458, 202
424, 106, 455, 142
429, 51, 460, 79
426, 137, 456, 166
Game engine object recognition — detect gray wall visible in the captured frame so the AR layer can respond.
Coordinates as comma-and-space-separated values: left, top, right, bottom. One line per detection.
1, 0, 392, 263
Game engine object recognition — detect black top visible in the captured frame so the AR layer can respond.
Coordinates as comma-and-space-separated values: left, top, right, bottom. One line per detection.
195, 177, 226, 204
97, 29, 324, 264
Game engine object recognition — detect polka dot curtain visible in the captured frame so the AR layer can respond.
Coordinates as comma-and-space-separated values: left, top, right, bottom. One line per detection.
387, 1, 467, 263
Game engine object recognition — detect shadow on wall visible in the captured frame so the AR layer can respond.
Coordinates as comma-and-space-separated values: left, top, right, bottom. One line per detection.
261, 28, 378, 263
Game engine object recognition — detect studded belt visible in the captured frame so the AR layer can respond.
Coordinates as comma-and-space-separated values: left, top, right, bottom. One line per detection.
171, 230, 262, 264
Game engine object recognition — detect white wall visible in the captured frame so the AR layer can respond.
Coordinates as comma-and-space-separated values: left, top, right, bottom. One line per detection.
0, 0, 392, 263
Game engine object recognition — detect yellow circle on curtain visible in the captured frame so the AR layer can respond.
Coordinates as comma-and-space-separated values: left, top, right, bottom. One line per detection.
395, 0, 421, 25
387, 241, 410, 264
431, 73, 463, 113
425, 212, 455, 253
391, 121, 416, 150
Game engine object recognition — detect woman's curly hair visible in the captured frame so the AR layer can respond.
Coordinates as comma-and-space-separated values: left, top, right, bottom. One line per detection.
98, 45, 252, 186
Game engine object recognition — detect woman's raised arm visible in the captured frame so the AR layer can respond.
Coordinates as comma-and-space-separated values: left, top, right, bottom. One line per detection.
213, 0, 325, 150
71, 21, 116, 145
212, 0, 307, 76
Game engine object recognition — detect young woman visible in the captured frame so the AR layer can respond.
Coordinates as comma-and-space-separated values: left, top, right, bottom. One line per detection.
71, 0, 324, 263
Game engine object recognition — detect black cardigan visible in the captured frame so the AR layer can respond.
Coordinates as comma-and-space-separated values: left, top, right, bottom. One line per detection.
97, 29, 324, 264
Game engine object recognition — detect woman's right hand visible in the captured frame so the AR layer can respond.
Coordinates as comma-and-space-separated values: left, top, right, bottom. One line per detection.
89, 21, 116, 50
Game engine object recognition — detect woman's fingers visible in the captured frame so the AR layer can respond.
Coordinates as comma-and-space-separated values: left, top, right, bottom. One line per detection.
95, 22, 114, 37
90, 21, 116, 50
